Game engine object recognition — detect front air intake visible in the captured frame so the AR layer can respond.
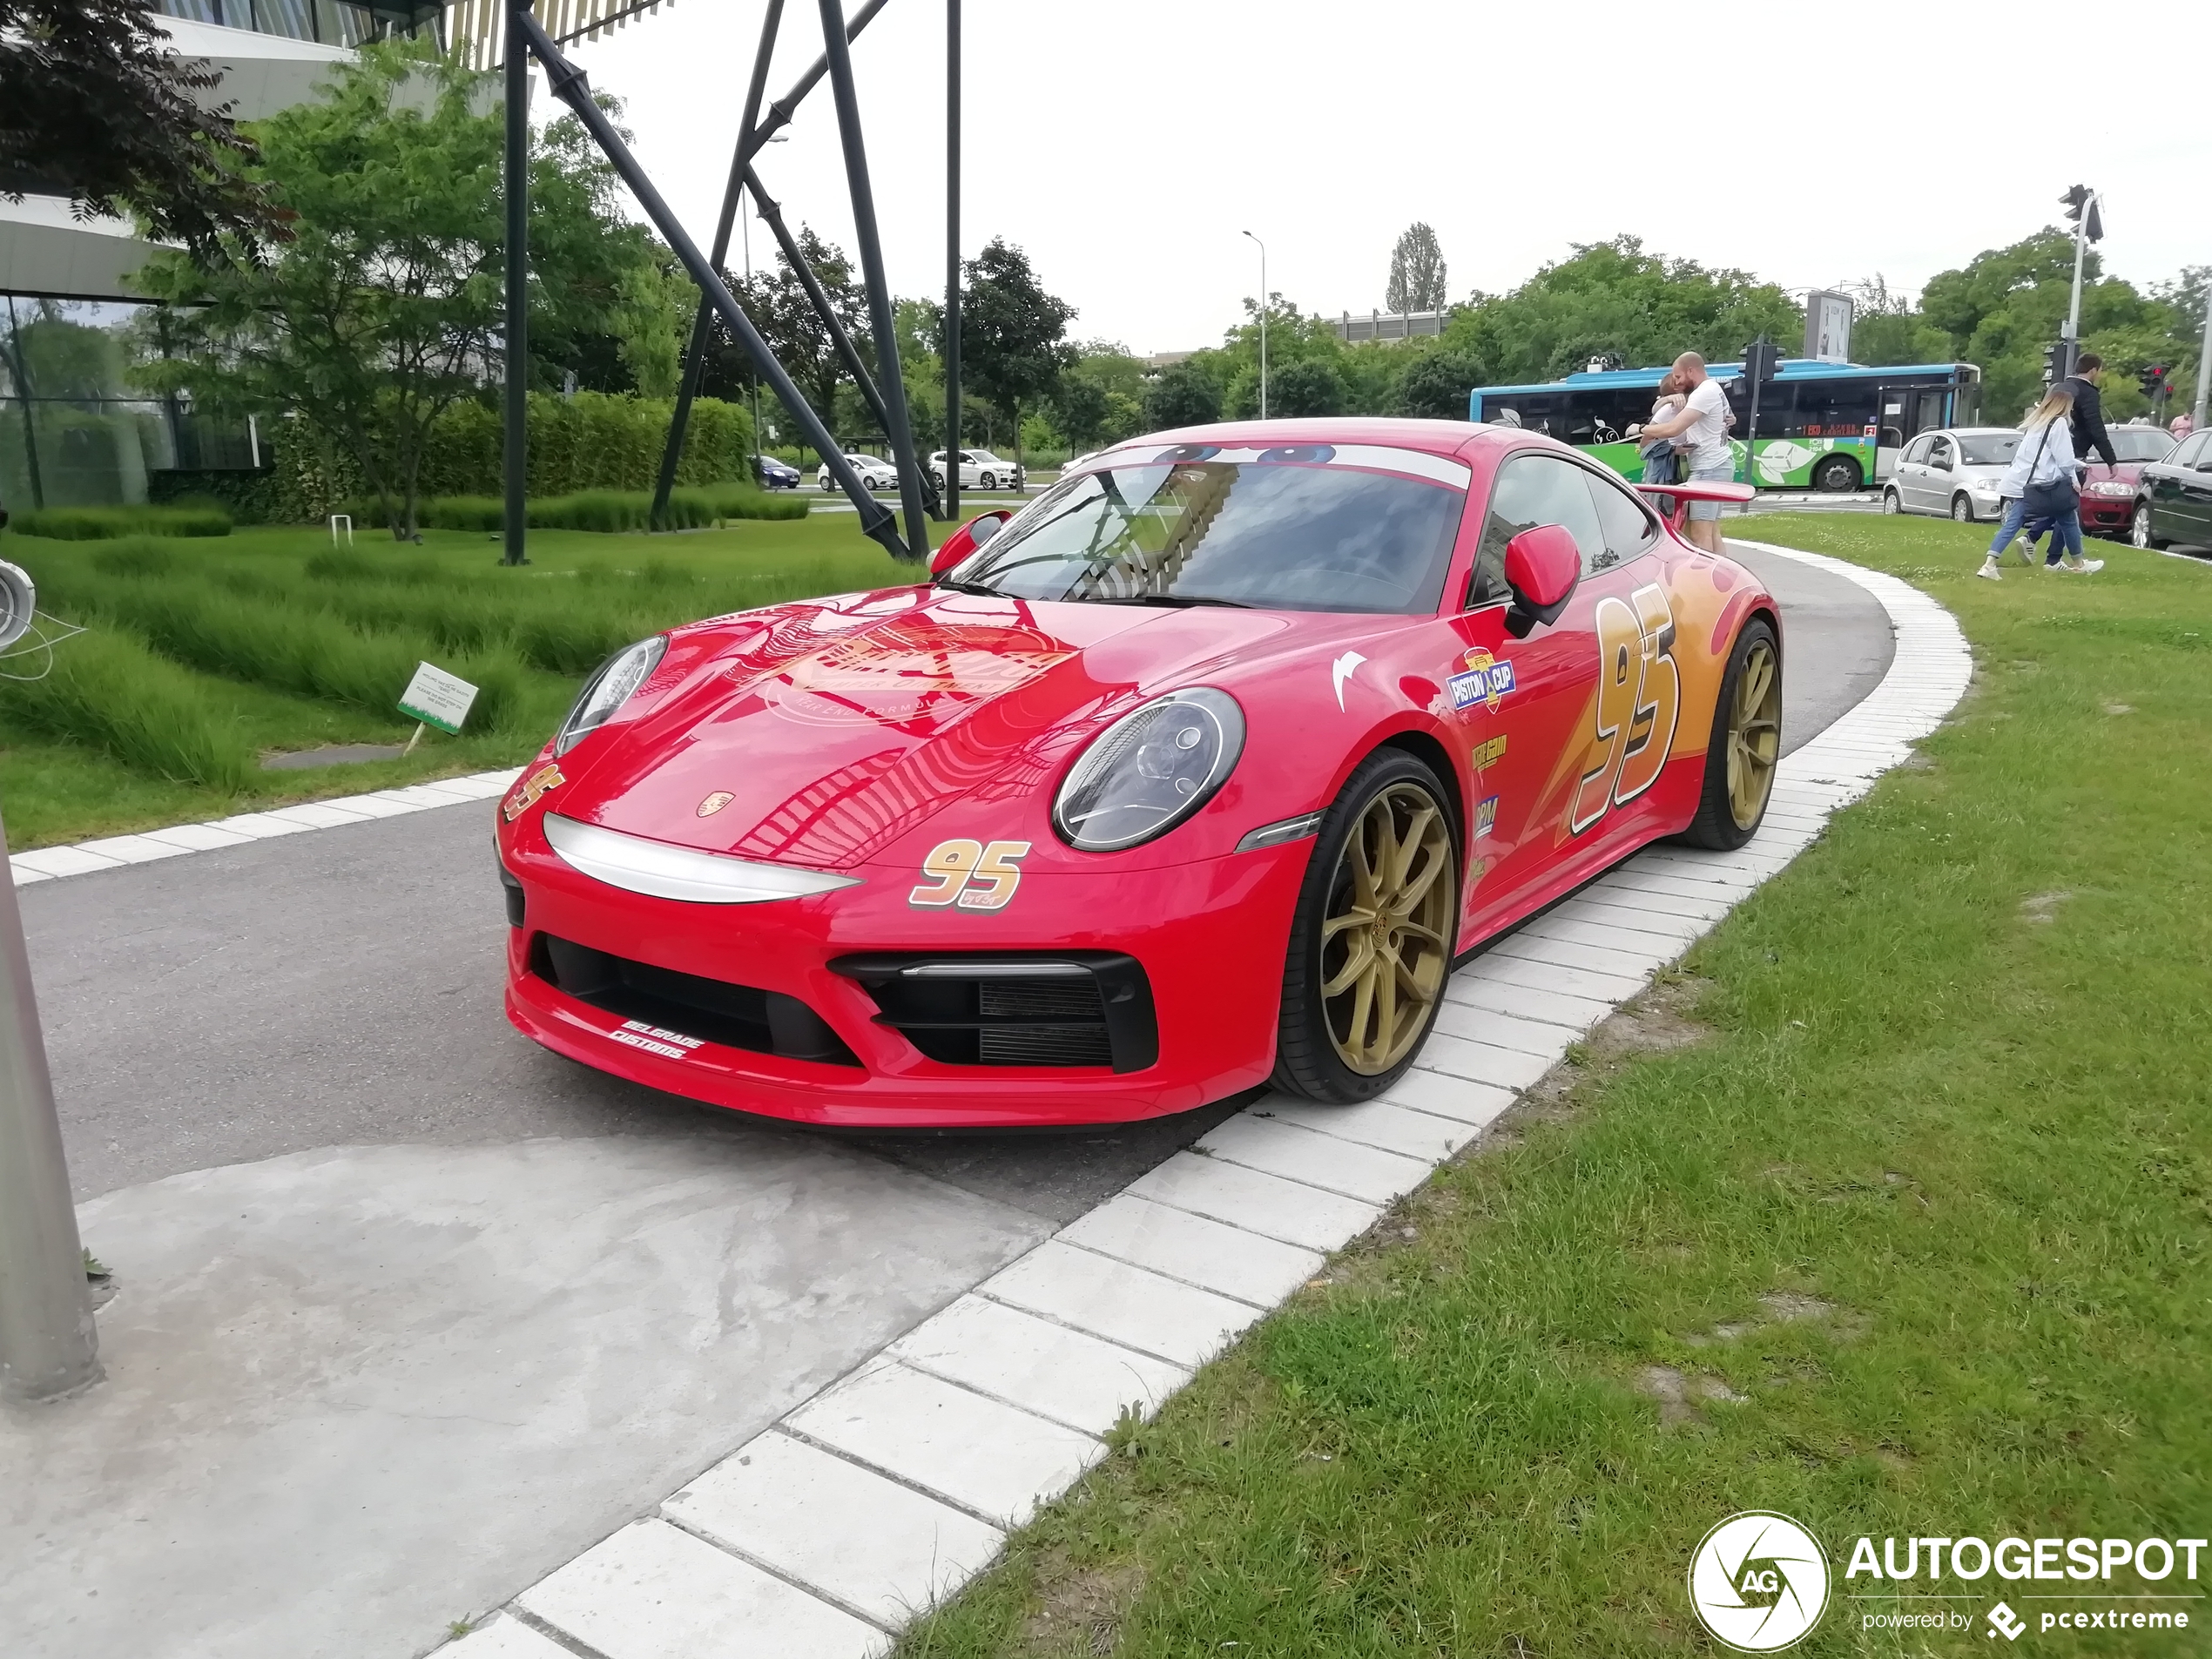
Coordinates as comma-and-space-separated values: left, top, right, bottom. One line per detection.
831, 952, 1157, 1072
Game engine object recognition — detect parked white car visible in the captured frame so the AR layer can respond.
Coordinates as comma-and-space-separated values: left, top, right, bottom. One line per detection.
929, 448, 1024, 492
818, 453, 900, 491
1880, 428, 2020, 523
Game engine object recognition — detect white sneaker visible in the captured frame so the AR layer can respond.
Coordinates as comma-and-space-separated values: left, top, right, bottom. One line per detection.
2077, 556, 2105, 574
1976, 556, 2003, 581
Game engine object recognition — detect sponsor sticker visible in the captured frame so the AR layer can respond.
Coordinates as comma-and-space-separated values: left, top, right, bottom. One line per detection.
1447, 648, 1516, 712
609, 1019, 704, 1061
502, 762, 565, 823
910, 839, 1031, 910
1473, 734, 1508, 771
1474, 795, 1498, 838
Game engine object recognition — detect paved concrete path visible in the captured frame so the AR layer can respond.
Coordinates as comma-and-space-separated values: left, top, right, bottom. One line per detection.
0, 543, 1889, 1659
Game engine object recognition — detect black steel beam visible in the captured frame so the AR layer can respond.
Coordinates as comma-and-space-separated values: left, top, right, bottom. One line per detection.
650, 0, 781, 525
817, 0, 929, 563
651, 0, 891, 521
517, 10, 909, 557
500, 0, 529, 563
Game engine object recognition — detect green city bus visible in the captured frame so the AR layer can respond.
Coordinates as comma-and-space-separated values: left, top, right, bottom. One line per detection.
1468, 360, 1981, 492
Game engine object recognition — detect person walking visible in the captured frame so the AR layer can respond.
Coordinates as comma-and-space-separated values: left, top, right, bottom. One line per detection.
1629, 352, 1734, 552
2174, 410, 2195, 442
2057, 352, 2120, 469
1977, 387, 2101, 579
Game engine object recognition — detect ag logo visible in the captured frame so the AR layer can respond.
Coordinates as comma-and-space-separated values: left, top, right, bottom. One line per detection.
1688, 1512, 1829, 1652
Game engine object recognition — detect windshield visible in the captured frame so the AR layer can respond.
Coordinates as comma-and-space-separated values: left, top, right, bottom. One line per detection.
949, 443, 1469, 613
2107, 428, 2176, 463
1959, 434, 2020, 466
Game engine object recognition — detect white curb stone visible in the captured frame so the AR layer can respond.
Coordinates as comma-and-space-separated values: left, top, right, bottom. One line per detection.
413, 538, 1970, 1656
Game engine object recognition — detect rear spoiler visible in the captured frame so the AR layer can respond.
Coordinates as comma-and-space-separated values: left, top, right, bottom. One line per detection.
1635, 477, 1754, 532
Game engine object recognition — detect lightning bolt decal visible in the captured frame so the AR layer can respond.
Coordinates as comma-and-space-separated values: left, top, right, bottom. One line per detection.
1332, 651, 1366, 711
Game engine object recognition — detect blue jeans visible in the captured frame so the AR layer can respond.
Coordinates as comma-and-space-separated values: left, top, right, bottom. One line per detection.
1986, 497, 2084, 563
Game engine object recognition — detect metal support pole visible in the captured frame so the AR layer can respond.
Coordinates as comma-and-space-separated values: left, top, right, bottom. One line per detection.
2061, 204, 2091, 383
1243, 230, 1267, 419
651, 0, 782, 525
817, 0, 929, 563
500, 0, 529, 565
0, 809, 100, 1404
746, 168, 938, 516
517, 11, 909, 557
2193, 287, 2211, 432
652, 0, 892, 518
944, 0, 960, 523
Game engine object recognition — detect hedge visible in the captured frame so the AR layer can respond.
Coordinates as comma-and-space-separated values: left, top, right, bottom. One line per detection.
330, 482, 808, 534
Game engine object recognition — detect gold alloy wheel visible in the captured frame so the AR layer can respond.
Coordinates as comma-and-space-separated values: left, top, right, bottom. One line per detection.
1727, 638, 1783, 830
1319, 783, 1455, 1075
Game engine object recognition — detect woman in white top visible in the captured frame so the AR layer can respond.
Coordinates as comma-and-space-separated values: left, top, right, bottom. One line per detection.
1977, 388, 2102, 579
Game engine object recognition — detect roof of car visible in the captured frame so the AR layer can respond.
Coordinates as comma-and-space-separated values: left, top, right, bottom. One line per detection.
1134, 416, 1510, 465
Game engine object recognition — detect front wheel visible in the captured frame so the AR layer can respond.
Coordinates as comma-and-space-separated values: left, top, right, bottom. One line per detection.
1271, 751, 1458, 1103
1881, 488, 1901, 515
1813, 455, 1862, 493
1675, 617, 1782, 851
818, 475, 834, 491
2132, 504, 2168, 550
1951, 493, 1974, 523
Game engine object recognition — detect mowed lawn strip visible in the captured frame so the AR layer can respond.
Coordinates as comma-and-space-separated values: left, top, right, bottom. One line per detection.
895, 516, 2212, 1657
0, 515, 912, 847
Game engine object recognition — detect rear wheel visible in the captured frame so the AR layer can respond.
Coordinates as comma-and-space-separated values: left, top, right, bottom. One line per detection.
2132, 503, 2169, 550
1676, 618, 1781, 851
1814, 455, 1862, 493
1881, 488, 1902, 515
1272, 752, 1458, 1103
1951, 492, 1974, 523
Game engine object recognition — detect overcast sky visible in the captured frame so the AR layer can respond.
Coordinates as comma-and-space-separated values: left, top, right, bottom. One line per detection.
566, 0, 2211, 358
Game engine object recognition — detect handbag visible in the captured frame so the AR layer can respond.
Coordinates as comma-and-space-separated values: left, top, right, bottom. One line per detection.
2020, 421, 2080, 520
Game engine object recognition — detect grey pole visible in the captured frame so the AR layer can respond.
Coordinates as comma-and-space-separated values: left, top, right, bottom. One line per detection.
0, 810, 100, 1404
500, 0, 529, 565
2060, 196, 2092, 383
1243, 229, 1266, 419
817, 0, 930, 563
943, 0, 960, 523
2193, 286, 2211, 431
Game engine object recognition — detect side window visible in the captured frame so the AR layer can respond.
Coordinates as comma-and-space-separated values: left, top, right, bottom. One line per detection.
1928, 436, 1954, 469
1902, 435, 1932, 465
2183, 434, 2212, 469
1581, 467, 1660, 572
1469, 454, 1607, 605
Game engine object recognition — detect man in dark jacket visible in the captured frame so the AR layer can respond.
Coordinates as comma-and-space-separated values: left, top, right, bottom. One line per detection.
2059, 353, 2118, 467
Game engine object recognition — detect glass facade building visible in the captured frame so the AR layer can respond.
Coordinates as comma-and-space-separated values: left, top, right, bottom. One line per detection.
149, 0, 443, 48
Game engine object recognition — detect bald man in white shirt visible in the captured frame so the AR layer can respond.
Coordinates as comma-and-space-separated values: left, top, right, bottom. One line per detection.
1629, 353, 1735, 552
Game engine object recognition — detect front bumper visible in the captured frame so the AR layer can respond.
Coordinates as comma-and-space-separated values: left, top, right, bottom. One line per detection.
500, 821, 1309, 1127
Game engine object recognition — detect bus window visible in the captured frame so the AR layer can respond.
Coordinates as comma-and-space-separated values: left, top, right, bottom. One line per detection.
1472, 453, 1607, 604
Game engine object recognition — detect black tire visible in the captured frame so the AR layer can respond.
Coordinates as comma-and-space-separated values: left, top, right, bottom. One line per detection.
1950, 492, 1974, 523
2132, 503, 2170, 550
1271, 750, 1459, 1103
1881, 487, 1902, 515
1675, 617, 1781, 852
1814, 455, 1862, 493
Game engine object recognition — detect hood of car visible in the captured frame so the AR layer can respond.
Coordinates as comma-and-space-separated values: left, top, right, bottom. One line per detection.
2082, 461, 2148, 482
556, 586, 1309, 872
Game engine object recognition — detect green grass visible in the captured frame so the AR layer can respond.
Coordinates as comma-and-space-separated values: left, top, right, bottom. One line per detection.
331, 482, 810, 534
895, 516, 2212, 1658
0, 516, 917, 846
9, 503, 232, 539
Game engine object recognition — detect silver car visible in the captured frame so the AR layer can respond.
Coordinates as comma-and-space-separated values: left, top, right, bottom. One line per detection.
1881, 428, 2021, 523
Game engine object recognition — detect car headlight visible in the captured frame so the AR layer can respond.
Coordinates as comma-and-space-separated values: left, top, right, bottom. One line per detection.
2087, 481, 2134, 496
556, 635, 667, 755
1053, 688, 1245, 852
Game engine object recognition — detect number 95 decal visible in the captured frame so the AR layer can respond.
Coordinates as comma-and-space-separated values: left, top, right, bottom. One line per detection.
910, 839, 1032, 911
1570, 583, 1680, 834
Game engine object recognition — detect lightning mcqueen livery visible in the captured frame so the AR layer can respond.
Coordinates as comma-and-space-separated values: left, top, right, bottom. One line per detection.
496, 420, 1781, 1126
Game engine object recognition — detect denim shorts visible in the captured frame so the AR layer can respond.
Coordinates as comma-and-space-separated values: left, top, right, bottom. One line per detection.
1686, 462, 1734, 521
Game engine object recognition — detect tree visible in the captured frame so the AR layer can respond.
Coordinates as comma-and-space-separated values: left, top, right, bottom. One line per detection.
1386, 222, 1447, 314
725, 225, 868, 462
1265, 355, 1345, 418
1143, 360, 1221, 429
134, 42, 648, 539
1394, 347, 1487, 419
1049, 374, 1111, 451
959, 237, 1076, 474
0, 0, 270, 253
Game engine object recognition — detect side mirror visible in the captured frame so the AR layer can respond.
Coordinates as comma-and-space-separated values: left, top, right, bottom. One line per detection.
1501, 524, 1580, 637
930, 509, 1011, 576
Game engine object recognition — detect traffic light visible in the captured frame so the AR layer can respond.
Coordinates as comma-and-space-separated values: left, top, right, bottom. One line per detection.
2140, 364, 2168, 399
1742, 336, 1781, 387
2044, 341, 2067, 385
2060, 184, 2104, 243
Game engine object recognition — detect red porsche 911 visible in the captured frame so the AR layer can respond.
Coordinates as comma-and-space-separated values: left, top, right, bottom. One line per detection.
496, 420, 1780, 1127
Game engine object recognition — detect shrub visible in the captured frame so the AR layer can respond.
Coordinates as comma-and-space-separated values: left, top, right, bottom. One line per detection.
333, 487, 807, 533
0, 624, 252, 789
10, 504, 233, 540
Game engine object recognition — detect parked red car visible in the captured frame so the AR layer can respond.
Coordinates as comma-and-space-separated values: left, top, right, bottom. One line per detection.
2080, 426, 2178, 536
496, 421, 1781, 1127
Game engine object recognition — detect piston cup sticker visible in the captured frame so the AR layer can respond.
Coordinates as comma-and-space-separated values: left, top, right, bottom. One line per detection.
1689, 1512, 1830, 1651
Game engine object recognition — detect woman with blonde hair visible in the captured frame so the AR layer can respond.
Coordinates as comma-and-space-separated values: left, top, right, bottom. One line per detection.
1977, 387, 2101, 579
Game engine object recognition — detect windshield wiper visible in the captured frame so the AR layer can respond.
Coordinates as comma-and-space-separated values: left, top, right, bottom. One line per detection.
1089, 592, 1254, 609
932, 575, 1002, 597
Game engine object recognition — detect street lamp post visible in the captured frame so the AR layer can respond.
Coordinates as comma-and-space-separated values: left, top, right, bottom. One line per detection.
2194, 287, 2211, 431
1242, 229, 1267, 421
